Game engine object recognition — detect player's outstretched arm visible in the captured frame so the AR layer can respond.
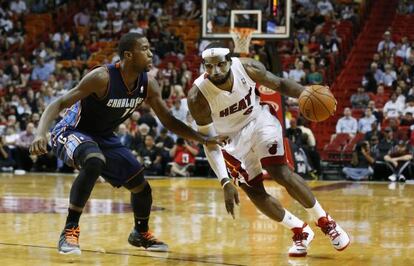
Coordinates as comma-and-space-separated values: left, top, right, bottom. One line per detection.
187, 85, 239, 218
146, 78, 226, 147
240, 58, 305, 98
30, 67, 109, 156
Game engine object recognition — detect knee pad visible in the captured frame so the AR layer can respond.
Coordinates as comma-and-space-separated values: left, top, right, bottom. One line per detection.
74, 142, 106, 168
83, 157, 105, 178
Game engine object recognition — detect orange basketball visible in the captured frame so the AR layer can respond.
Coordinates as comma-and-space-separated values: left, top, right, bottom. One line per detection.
298, 85, 336, 122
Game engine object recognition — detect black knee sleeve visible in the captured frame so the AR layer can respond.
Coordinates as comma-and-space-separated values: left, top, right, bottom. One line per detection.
131, 183, 152, 218
70, 157, 105, 208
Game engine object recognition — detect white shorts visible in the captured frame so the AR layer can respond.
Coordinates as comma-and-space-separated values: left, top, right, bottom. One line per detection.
222, 105, 285, 186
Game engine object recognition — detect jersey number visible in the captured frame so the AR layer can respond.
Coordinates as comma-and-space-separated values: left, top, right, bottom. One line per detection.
121, 107, 135, 118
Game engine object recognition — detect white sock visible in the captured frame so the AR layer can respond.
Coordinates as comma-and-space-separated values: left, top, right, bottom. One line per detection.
281, 209, 305, 229
305, 200, 327, 221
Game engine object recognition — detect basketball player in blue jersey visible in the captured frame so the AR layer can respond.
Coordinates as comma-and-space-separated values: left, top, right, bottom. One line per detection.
187, 42, 350, 257
29, 33, 225, 255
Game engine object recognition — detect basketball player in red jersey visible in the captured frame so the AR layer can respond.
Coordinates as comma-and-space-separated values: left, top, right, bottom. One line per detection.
187, 42, 350, 257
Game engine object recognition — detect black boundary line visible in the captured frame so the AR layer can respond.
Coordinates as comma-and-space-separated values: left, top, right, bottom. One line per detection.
0, 242, 246, 266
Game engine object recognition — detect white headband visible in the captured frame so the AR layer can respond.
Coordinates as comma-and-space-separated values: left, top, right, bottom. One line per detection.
202, 48, 230, 59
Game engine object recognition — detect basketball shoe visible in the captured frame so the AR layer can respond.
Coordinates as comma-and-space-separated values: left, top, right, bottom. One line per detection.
288, 223, 314, 257
58, 224, 81, 255
128, 229, 169, 252
317, 214, 350, 251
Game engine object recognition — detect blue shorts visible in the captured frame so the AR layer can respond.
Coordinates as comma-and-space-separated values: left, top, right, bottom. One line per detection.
52, 128, 143, 187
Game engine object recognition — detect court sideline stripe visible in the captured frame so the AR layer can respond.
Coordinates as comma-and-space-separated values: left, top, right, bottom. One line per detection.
0, 242, 246, 266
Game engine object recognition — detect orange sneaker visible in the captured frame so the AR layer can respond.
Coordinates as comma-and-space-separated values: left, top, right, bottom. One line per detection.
58, 224, 81, 255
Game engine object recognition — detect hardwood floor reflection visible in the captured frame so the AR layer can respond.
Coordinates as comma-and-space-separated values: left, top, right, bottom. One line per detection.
0, 173, 413, 266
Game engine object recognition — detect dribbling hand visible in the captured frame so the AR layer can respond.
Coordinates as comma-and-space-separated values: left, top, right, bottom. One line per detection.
29, 135, 48, 155
221, 178, 240, 219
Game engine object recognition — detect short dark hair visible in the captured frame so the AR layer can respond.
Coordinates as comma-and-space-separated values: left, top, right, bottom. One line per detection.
203, 41, 232, 62
118, 33, 145, 59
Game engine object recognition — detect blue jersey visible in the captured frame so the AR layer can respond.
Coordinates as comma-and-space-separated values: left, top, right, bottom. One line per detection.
53, 62, 148, 137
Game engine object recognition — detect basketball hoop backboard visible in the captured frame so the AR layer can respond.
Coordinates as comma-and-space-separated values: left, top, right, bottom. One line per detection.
202, 0, 291, 39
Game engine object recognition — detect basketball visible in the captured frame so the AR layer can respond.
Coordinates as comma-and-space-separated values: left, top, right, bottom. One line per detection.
298, 85, 337, 122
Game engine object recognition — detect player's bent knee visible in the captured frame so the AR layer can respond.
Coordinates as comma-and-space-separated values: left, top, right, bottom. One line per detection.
124, 173, 147, 193
74, 142, 106, 168
243, 185, 268, 200
265, 164, 292, 181
83, 157, 105, 177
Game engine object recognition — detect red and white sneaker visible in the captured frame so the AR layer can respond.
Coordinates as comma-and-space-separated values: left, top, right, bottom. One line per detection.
317, 214, 350, 251
288, 223, 314, 257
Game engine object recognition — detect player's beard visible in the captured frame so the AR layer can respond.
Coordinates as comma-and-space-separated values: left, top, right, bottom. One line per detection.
209, 70, 231, 85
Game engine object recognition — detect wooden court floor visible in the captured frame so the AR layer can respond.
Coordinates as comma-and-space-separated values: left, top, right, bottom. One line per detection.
0, 174, 413, 266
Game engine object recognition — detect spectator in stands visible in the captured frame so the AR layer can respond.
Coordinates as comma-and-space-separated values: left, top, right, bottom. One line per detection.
6, 20, 25, 49
377, 31, 395, 53
342, 141, 374, 180
296, 117, 321, 175
286, 117, 303, 146
395, 86, 406, 107
61, 40, 79, 60
378, 127, 396, 158
369, 135, 380, 152
0, 69, 10, 88
119, 0, 132, 12
384, 140, 413, 182
306, 63, 323, 85
33, 41, 49, 60
396, 36, 410, 59
155, 128, 175, 152
183, 0, 200, 19
362, 70, 377, 93
78, 45, 91, 61
403, 96, 414, 115
372, 85, 388, 109
112, 12, 124, 36
350, 87, 370, 109
383, 93, 403, 119
168, 138, 199, 177
10, 0, 27, 15
400, 112, 414, 127
117, 123, 133, 149
138, 107, 158, 133
317, 0, 334, 16
178, 62, 192, 92
364, 121, 383, 141
398, 0, 414, 14
62, 72, 76, 92
0, 135, 15, 172
365, 62, 384, 85
14, 122, 35, 172
335, 107, 358, 136
369, 127, 396, 180
73, 9, 90, 27
171, 98, 187, 122
381, 64, 397, 86
6, 115, 19, 134
388, 117, 408, 141
358, 107, 377, 133
288, 60, 306, 84
132, 123, 151, 152
320, 34, 339, 56
9, 64, 27, 89
31, 57, 53, 81
137, 135, 163, 176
